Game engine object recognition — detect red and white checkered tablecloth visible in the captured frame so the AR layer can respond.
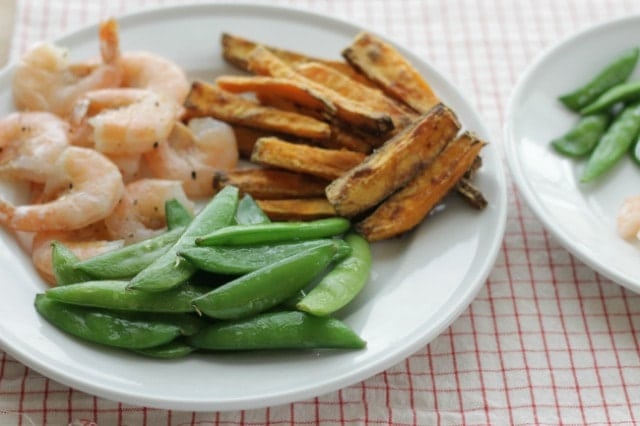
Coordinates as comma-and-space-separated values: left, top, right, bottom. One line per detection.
2, 0, 640, 424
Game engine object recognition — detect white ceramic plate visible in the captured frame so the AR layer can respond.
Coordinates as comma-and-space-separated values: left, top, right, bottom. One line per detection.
505, 15, 640, 293
0, 3, 507, 411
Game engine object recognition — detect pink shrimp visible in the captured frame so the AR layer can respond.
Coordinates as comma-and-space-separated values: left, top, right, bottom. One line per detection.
617, 195, 640, 240
31, 222, 124, 285
104, 178, 194, 244
144, 118, 238, 198
71, 88, 180, 155
0, 146, 124, 232
12, 19, 122, 117
0, 111, 70, 183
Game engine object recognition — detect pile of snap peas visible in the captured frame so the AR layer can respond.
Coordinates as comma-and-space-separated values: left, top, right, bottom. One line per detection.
552, 46, 640, 182
35, 186, 371, 358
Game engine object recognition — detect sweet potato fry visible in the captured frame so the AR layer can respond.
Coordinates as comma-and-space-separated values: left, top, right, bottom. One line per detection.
253, 93, 374, 153
255, 198, 338, 221
455, 177, 488, 210
216, 75, 334, 116
251, 137, 366, 180
342, 32, 439, 114
212, 168, 328, 199
221, 32, 372, 85
325, 103, 461, 217
244, 46, 394, 136
294, 61, 417, 132
184, 81, 331, 140
356, 132, 486, 241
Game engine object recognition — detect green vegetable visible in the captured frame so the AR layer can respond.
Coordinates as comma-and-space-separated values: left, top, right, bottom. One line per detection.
581, 101, 640, 182
235, 194, 271, 225
128, 185, 239, 292
187, 310, 366, 350
179, 238, 351, 275
192, 241, 338, 319
35, 294, 204, 349
132, 338, 195, 359
45, 280, 209, 313
165, 198, 194, 230
195, 217, 350, 247
631, 135, 640, 166
74, 226, 184, 280
551, 113, 610, 157
580, 79, 640, 115
559, 47, 639, 111
297, 232, 371, 316
50, 241, 94, 285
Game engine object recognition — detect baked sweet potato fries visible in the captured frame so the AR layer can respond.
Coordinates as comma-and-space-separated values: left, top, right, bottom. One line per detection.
184, 31, 488, 241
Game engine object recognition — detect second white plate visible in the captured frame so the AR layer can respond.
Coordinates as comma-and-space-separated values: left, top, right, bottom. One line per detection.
505, 15, 640, 292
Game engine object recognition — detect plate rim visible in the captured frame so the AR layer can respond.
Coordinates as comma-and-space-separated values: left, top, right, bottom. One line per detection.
0, 1, 508, 411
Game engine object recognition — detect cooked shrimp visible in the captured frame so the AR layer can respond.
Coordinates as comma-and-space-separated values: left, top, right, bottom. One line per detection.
31, 222, 124, 285
106, 152, 144, 183
12, 19, 122, 117
71, 88, 180, 155
617, 195, 640, 239
144, 118, 238, 198
0, 112, 69, 183
104, 178, 194, 244
97, 17, 189, 104
120, 52, 190, 105
0, 146, 124, 232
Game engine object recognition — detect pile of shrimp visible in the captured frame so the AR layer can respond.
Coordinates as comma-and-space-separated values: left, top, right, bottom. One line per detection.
0, 18, 239, 284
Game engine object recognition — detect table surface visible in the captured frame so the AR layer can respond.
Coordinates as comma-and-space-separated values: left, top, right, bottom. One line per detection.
2, 1, 640, 425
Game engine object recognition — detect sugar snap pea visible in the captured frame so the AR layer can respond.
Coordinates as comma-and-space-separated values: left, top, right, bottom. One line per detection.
187, 310, 366, 350
132, 338, 195, 359
195, 217, 351, 247
632, 135, 640, 166
165, 198, 194, 230
192, 241, 338, 319
179, 238, 351, 275
559, 47, 639, 111
580, 79, 640, 115
45, 280, 209, 312
35, 294, 204, 349
128, 185, 239, 292
235, 194, 271, 225
297, 232, 371, 316
581, 101, 640, 182
51, 241, 94, 285
75, 226, 184, 280
551, 113, 610, 157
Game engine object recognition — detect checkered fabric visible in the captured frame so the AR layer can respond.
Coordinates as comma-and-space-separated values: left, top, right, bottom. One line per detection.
2, 1, 640, 424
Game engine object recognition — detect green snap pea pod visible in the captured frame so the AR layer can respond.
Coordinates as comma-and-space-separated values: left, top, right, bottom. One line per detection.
132, 338, 195, 359
297, 232, 371, 316
580, 80, 640, 115
192, 241, 338, 319
128, 185, 239, 292
45, 280, 209, 312
235, 194, 271, 225
550, 113, 610, 157
559, 47, 639, 111
187, 310, 366, 350
165, 199, 194, 230
631, 135, 640, 166
581, 101, 640, 182
180, 238, 351, 275
34, 294, 204, 349
75, 226, 184, 280
51, 241, 94, 285
195, 217, 351, 247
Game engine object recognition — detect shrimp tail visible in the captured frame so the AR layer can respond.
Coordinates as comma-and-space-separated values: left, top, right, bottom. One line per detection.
99, 18, 121, 64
